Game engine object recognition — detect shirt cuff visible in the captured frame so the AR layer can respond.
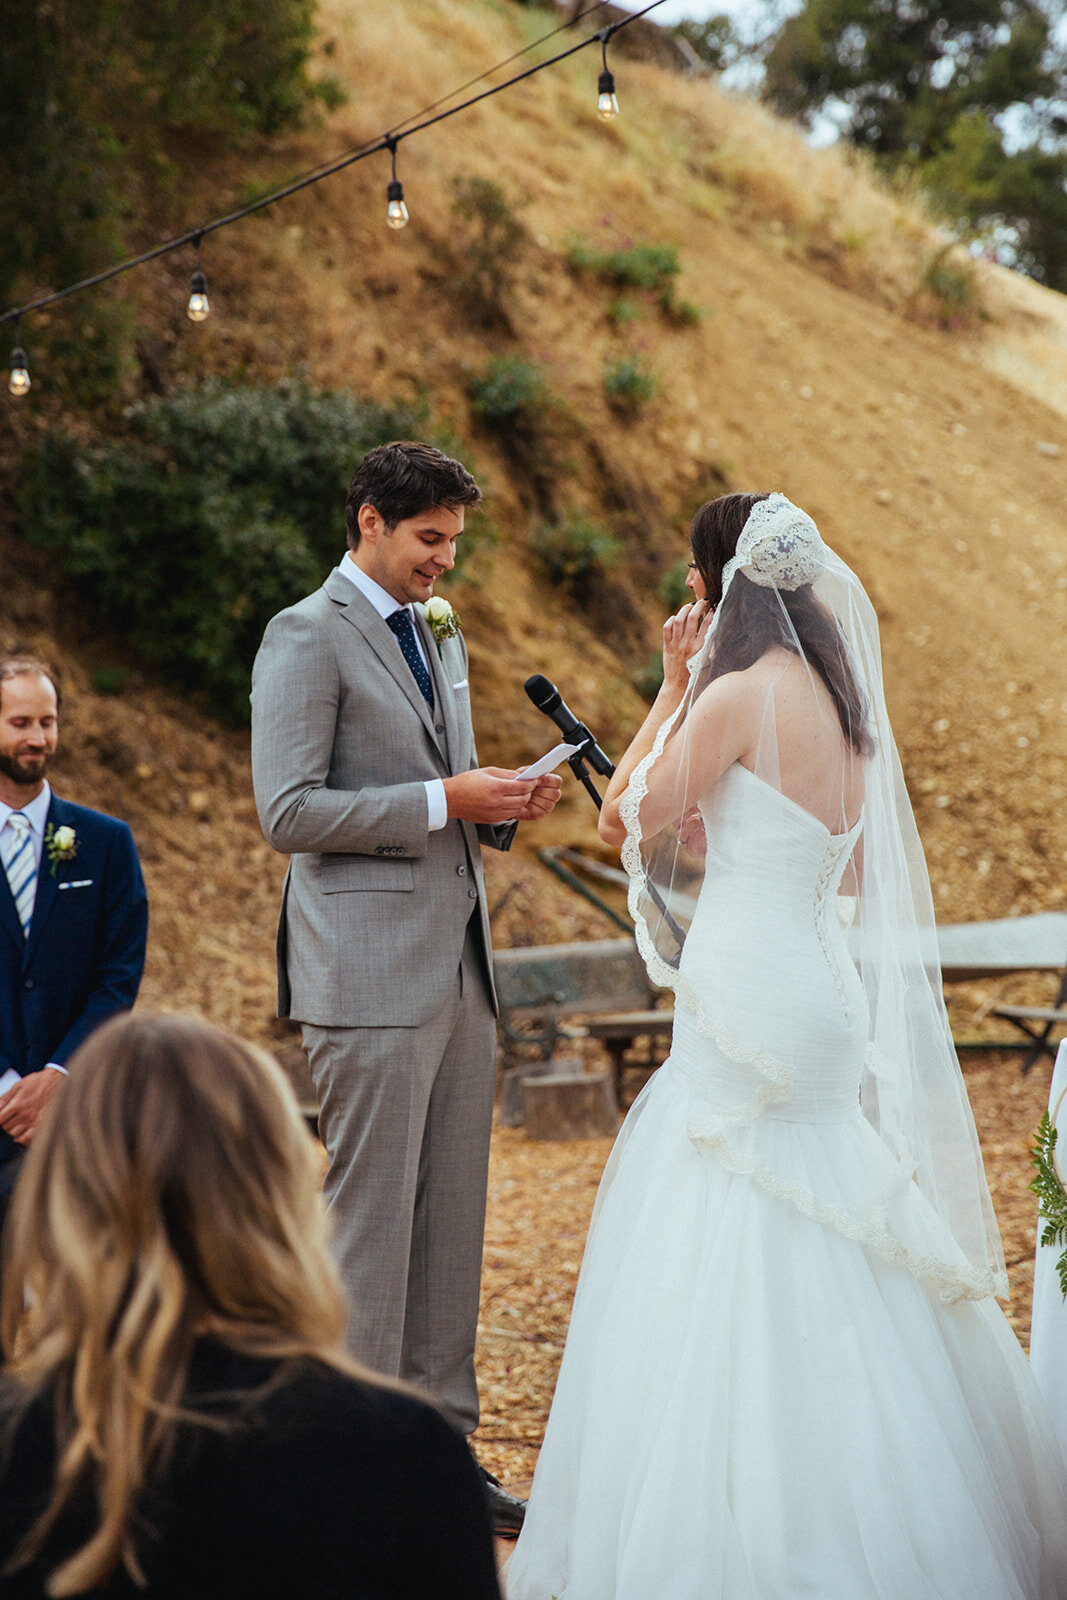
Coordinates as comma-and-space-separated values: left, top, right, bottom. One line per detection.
425, 779, 447, 832
44, 1063, 68, 1075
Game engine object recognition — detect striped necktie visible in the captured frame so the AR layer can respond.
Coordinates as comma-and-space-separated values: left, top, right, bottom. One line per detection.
2, 813, 36, 936
386, 608, 434, 709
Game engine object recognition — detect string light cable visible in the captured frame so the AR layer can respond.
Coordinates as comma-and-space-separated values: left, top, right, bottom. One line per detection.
383, 0, 620, 142
184, 0, 621, 229
1, 0, 668, 388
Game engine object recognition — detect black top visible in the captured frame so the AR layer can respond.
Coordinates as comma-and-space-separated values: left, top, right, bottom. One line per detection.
0, 1341, 502, 1599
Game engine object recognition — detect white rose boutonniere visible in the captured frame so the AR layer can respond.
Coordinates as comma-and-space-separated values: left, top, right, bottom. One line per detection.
425, 596, 462, 655
45, 823, 78, 877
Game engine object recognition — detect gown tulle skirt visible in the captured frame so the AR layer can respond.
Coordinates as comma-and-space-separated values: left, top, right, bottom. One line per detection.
504, 1005, 1067, 1600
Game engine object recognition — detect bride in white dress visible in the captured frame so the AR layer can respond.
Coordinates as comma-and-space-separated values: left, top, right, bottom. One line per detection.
505, 494, 1067, 1600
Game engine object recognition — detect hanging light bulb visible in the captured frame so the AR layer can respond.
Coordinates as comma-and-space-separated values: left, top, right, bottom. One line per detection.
9, 344, 30, 398
187, 235, 210, 321
597, 69, 620, 121
387, 178, 409, 230
8, 315, 30, 396
385, 137, 409, 229
187, 269, 209, 321
597, 35, 620, 121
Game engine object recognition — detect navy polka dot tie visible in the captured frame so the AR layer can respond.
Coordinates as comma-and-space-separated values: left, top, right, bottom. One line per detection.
386, 607, 434, 709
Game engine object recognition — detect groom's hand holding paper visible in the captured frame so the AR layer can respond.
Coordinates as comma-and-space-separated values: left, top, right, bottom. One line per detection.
501, 741, 577, 823
443, 761, 563, 824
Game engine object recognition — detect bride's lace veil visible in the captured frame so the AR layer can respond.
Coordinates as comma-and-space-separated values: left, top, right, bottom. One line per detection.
619, 492, 1006, 1304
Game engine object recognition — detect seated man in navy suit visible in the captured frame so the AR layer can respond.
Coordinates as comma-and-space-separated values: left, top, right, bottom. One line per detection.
0, 657, 148, 1240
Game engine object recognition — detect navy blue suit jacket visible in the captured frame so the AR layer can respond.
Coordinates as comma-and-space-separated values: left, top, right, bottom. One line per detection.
0, 794, 148, 1172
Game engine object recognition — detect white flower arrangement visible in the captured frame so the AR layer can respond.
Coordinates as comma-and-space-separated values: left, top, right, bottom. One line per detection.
45, 823, 78, 877
425, 596, 462, 654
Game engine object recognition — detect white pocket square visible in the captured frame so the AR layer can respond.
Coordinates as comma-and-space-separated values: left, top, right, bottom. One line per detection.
451, 679, 469, 690
59, 879, 93, 890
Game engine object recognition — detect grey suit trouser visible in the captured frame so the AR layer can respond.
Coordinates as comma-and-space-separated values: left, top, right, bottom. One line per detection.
302, 920, 496, 1436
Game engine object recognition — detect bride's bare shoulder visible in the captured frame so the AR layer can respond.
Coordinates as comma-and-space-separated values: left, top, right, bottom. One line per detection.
689, 652, 821, 748
699, 649, 798, 703
687, 658, 774, 734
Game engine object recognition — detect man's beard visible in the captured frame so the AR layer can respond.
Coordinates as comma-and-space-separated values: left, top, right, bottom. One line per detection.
0, 750, 48, 788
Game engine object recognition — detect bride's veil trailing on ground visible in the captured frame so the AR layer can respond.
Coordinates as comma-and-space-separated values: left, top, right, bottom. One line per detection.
618, 495, 1007, 1304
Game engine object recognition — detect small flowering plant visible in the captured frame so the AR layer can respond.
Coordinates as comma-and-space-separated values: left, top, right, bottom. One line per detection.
425, 596, 462, 654
45, 823, 78, 877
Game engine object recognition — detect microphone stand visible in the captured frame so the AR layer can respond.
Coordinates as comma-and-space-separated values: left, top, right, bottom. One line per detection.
563, 720, 612, 811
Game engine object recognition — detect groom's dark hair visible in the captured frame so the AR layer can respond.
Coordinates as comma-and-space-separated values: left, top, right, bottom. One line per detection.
345, 441, 481, 547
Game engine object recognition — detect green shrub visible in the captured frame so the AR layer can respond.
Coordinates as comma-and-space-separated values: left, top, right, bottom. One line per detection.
448, 175, 527, 328
606, 296, 640, 326
663, 293, 706, 325
604, 243, 680, 292
531, 515, 622, 593
90, 666, 131, 697
469, 356, 549, 426
565, 235, 681, 295
603, 354, 658, 415
16, 381, 433, 724
562, 232, 602, 273
659, 560, 691, 611
918, 245, 978, 320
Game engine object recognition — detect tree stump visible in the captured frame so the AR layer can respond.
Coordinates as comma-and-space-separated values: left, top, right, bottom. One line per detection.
498, 1057, 582, 1127
522, 1070, 619, 1141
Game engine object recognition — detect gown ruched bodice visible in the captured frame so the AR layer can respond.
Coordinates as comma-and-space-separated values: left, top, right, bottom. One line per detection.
673, 764, 867, 1125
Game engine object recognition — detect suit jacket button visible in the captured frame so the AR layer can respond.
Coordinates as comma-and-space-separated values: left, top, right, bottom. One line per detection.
435, 723, 445, 734
24, 977, 34, 989
468, 888, 477, 900
456, 865, 467, 876
375, 847, 385, 855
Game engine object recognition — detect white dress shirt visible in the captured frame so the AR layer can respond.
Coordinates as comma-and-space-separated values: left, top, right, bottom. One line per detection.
0, 779, 51, 878
338, 555, 447, 830
0, 781, 65, 1078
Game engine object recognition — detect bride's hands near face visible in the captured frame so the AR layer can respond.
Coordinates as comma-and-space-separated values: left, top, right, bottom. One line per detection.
661, 599, 711, 696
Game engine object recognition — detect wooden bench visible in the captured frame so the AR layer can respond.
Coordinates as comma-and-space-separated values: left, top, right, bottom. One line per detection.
992, 966, 1067, 1074
493, 938, 672, 1098
930, 912, 1067, 1073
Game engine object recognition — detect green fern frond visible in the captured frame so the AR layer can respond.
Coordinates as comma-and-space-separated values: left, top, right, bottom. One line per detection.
1030, 1111, 1067, 1300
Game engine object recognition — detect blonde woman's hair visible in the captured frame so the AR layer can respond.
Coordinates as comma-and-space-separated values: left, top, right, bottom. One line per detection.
0, 1013, 354, 1596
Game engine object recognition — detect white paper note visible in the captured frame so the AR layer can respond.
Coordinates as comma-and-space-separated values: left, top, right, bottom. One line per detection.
518, 741, 582, 780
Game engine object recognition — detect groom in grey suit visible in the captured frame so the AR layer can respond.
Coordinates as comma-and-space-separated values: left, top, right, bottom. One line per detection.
251, 442, 559, 1516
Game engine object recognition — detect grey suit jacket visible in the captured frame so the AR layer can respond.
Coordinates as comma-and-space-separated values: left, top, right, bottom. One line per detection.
251, 568, 505, 1028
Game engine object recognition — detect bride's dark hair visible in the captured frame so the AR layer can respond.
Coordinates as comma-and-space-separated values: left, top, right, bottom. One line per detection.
690, 492, 873, 757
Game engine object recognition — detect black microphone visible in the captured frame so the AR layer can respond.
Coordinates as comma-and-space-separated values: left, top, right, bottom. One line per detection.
524, 675, 615, 778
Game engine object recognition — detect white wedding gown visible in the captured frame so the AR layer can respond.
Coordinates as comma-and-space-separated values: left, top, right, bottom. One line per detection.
505, 765, 1067, 1600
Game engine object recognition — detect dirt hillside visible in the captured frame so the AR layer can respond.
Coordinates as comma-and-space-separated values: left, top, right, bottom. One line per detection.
1, 0, 1064, 1043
